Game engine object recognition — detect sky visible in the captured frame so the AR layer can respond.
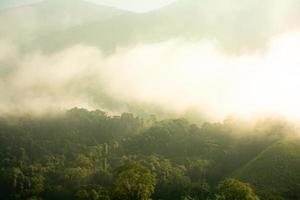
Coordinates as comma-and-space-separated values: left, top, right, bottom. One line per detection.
0, 0, 176, 12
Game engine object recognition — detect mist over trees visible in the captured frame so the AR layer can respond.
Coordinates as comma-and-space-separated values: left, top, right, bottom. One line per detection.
0, 108, 299, 200
1, 1, 300, 200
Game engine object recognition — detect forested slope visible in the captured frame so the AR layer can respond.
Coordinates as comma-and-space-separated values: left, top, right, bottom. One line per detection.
234, 140, 300, 199
0, 108, 298, 199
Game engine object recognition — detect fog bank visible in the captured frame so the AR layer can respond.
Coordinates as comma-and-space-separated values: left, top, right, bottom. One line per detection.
1, 30, 300, 120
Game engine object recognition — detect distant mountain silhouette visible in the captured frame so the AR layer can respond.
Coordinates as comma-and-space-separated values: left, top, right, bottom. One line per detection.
1, 0, 300, 53
26, 0, 300, 54
0, 0, 128, 42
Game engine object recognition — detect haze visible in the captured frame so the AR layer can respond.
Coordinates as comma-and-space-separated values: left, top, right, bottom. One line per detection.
1, 0, 300, 121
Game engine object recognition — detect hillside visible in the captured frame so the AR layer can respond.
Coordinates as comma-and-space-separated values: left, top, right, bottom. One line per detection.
234, 139, 300, 198
0, 108, 298, 199
0, 0, 128, 42
30, 0, 300, 53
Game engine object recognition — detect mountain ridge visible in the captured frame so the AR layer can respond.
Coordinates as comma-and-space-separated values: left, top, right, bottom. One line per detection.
0, 0, 130, 42
27, 0, 296, 54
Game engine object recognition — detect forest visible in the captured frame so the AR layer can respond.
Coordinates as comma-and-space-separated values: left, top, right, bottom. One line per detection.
1, 0, 300, 200
0, 108, 299, 200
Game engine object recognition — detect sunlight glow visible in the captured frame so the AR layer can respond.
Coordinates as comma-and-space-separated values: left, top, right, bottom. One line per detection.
100, 31, 300, 120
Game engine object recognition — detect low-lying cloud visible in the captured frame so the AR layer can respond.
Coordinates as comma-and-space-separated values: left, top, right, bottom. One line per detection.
1, 30, 300, 120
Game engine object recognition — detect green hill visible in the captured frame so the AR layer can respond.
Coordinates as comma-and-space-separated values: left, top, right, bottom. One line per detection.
0, 108, 298, 199
234, 139, 300, 197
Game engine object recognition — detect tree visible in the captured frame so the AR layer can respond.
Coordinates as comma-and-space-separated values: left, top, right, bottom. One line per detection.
216, 178, 259, 200
285, 183, 300, 200
186, 160, 210, 182
113, 162, 156, 200
189, 181, 211, 200
154, 166, 191, 200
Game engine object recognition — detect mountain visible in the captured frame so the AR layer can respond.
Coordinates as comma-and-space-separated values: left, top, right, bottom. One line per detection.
30, 0, 300, 53
0, 0, 128, 42
0, 0, 43, 9
234, 139, 300, 197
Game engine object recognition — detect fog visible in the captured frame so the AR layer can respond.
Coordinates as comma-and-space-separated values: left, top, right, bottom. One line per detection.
1, 30, 300, 121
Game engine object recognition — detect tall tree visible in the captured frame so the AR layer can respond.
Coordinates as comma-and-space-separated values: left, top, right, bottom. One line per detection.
113, 162, 156, 200
216, 178, 259, 200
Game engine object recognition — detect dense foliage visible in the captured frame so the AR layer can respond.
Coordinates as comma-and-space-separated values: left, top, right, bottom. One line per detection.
0, 108, 299, 200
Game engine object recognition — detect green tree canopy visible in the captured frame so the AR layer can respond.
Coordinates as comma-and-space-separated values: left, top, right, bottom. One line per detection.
113, 162, 156, 200
217, 178, 259, 200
